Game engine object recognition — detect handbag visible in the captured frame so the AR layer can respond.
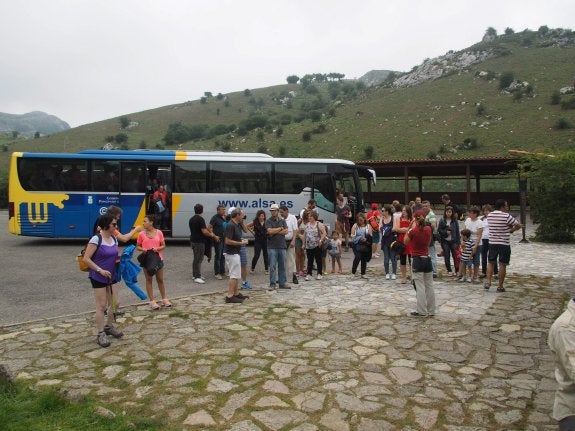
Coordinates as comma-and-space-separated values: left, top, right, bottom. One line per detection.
155, 200, 165, 213
390, 239, 406, 254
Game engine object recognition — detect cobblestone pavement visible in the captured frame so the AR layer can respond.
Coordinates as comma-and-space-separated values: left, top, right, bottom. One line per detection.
1, 230, 574, 430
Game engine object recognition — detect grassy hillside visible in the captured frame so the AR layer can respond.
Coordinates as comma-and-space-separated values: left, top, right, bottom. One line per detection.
2, 34, 575, 179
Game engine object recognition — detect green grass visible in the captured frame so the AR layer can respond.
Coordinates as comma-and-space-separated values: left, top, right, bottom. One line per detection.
0, 381, 165, 431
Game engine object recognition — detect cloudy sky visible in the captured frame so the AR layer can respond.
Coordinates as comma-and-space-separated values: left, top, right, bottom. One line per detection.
1, 0, 573, 127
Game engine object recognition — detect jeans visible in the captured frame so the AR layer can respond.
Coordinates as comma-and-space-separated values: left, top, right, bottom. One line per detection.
191, 241, 205, 279
441, 240, 459, 273
213, 240, 225, 276
382, 244, 397, 275
429, 242, 437, 275
268, 248, 287, 287
251, 238, 268, 271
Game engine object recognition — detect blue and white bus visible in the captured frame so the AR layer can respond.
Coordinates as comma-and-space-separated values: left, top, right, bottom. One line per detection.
8, 150, 375, 238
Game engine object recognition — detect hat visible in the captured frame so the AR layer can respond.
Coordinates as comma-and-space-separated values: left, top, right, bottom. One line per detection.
414, 210, 426, 218
269, 203, 280, 211
227, 207, 236, 215
371, 203, 378, 210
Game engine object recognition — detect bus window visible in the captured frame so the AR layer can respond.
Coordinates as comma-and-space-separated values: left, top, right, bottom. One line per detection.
91, 161, 119, 192
312, 173, 336, 212
274, 163, 326, 194
120, 163, 146, 193
209, 162, 272, 193
17, 159, 88, 191
174, 162, 206, 193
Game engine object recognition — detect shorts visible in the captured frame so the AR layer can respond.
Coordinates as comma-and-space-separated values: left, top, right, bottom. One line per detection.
488, 244, 511, 265
371, 231, 381, 244
336, 220, 349, 235
462, 259, 473, 268
295, 237, 303, 249
239, 246, 248, 266
90, 277, 111, 289
224, 253, 241, 279
472, 245, 481, 266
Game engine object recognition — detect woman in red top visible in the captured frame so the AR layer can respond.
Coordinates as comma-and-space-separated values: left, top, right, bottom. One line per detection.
404, 210, 435, 317
393, 205, 413, 284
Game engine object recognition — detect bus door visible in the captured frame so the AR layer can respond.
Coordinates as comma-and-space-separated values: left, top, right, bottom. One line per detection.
119, 162, 147, 233
311, 173, 336, 229
146, 163, 174, 234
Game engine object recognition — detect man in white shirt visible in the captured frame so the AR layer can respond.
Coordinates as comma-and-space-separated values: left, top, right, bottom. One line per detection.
280, 205, 299, 285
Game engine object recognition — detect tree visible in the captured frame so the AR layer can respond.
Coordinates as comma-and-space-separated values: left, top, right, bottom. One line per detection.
504, 27, 515, 35
302, 131, 311, 142
486, 27, 497, 37
521, 152, 575, 242
286, 75, 299, 84
200, 97, 207, 104
11, 131, 18, 139
119, 116, 130, 129
114, 133, 128, 145
204, 92, 213, 98
538, 25, 549, 35
243, 89, 251, 96
34, 132, 40, 139
216, 93, 224, 100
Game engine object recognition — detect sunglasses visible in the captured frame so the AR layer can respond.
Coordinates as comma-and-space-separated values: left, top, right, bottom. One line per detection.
111, 223, 117, 227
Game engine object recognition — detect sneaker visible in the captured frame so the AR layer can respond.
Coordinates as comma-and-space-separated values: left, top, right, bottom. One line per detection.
104, 325, 124, 339
194, 277, 205, 284
410, 311, 427, 317
215, 274, 223, 280
391, 274, 397, 280
249, 269, 255, 274
292, 273, 299, 284
200, 276, 206, 280
279, 285, 291, 289
316, 274, 323, 280
304, 275, 311, 281
225, 295, 243, 303
268, 285, 277, 291
235, 292, 249, 300
467, 278, 472, 283
323, 271, 328, 276
265, 270, 269, 275
458, 277, 465, 282
97, 331, 111, 347
361, 274, 368, 279
241, 281, 252, 289
385, 274, 391, 280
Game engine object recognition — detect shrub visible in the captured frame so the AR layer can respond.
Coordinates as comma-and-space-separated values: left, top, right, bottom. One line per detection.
476, 103, 486, 116
200, 97, 207, 104
302, 131, 311, 142
561, 97, 575, 110
550, 91, 561, 105
256, 131, 265, 141
221, 142, 231, 152
309, 111, 322, 122
427, 151, 437, 159
257, 144, 268, 154
499, 72, 515, 90
278, 145, 286, 156
554, 118, 571, 129
312, 124, 327, 134
462, 138, 479, 149
243, 89, 251, 96
286, 75, 299, 84
364, 146, 374, 159
279, 114, 292, 125
275, 127, 283, 138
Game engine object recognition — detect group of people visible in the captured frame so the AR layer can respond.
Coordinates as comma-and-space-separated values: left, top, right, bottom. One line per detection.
84, 196, 523, 346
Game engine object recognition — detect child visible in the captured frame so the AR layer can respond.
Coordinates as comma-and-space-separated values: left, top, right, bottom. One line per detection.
458, 228, 474, 283
328, 230, 343, 273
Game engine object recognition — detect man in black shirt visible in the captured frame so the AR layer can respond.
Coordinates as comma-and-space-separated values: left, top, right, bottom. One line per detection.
208, 205, 226, 280
189, 204, 219, 284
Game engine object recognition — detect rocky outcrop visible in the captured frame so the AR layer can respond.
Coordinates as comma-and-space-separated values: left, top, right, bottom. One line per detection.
393, 50, 498, 88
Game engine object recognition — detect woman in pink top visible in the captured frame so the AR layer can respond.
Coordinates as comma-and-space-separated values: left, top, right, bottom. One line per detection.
137, 214, 170, 310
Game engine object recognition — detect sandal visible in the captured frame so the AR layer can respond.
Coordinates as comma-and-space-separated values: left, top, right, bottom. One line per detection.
496, 287, 506, 292
162, 299, 172, 307
149, 300, 160, 310
484, 283, 491, 290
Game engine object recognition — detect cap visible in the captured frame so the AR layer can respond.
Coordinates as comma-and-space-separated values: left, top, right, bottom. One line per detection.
270, 203, 280, 211
227, 207, 236, 215
414, 210, 426, 218
371, 203, 378, 210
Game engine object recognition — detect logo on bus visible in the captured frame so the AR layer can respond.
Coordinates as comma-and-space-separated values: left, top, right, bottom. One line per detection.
99, 207, 108, 215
